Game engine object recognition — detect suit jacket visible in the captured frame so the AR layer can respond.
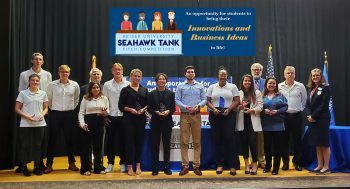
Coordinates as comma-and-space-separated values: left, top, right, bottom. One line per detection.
148, 88, 175, 127
236, 90, 263, 132
305, 84, 331, 121
255, 78, 265, 92
166, 20, 177, 30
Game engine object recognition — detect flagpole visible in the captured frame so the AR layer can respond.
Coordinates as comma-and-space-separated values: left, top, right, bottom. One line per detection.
92, 55, 96, 69
324, 51, 328, 73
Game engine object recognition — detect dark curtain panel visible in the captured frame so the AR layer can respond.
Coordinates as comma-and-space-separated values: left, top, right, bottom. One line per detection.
3, 0, 350, 168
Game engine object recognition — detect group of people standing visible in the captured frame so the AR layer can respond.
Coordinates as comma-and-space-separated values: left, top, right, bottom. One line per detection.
15, 53, 331, 177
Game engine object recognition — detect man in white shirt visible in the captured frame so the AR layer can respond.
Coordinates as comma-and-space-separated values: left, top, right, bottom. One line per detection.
278, 66, 307, 171
17, 53, 52, 173
18, 53, 52, 92
103, 63, 130, 173
44, 65, 80, 173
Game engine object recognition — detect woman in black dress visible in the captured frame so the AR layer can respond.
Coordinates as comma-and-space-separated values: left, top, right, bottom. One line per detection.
305, 68, 331, 174
118, 69, 148, 176
148, 73, 175, 176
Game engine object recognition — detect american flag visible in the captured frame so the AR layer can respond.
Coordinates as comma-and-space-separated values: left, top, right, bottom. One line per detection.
266, 45, 275, 77
323, 64, 336, 125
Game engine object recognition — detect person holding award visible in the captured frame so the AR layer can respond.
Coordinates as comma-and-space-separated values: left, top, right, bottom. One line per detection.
206, 67, 240, 175
236, 74, 263, 175
148, 73, 175, 176
261, 77, 288, 175
118, 69, 148, 176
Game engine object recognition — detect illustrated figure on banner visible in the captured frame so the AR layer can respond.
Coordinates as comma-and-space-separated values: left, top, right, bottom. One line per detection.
121, 12, 132, 30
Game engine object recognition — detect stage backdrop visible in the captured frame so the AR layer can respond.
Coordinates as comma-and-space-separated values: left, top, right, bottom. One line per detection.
2, 0, 350, 169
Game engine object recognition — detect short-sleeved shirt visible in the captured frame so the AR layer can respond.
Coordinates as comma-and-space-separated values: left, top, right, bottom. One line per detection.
206, 82, 239, 108
16, 89, 48, 127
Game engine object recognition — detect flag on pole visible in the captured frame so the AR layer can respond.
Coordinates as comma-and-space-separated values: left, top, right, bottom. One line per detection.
323, 60, 336, 126
266, 44, 275, 77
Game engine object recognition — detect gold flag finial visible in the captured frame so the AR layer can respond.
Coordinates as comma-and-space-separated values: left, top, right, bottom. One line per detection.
268, 44, 272, 53
324, 51, 328, 73
92, 55, 96, 69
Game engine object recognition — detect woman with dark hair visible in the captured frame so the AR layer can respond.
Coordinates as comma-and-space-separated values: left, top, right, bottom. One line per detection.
79, 82, 109, 176
261, 77, 288, 175
148, 73, 175, 175
305, 68, 331, 174
15, 73, 48, 176
236, 74, 263, 175
118, 69, 148, 176
206, 67, 240, 175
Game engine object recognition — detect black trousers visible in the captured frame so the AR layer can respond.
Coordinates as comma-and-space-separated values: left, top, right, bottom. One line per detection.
46, 110, 76, 165
239, 114, 258, 162
263, 131, 284, 171
105, 116, 125, 165
282, 112, 304, 166
18, 127, 45, 167
209, 111, 237, 168
123, 114, 146, 165
80, 114, 105, 173
150, 120, 172, 169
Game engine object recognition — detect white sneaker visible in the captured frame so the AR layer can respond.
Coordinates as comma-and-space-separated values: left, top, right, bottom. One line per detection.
105, 164, 114, 173
120, 164, 126, 173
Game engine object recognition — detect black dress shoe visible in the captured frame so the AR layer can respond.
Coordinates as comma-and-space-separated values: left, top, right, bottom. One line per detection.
250, 170, 257, 175
263, 168, 271, 173
245, 170, 250, 174
23, 166, 31, 177
282, 164, 289, 170
15, 166, 23, 173
164, 168, 172, 175
295, 165, 303, 171
33, 168, 43, 176
229, 171, 237, 176
272, 169, 279, 175
152, 169, 159, 176
39, 161, 46, 171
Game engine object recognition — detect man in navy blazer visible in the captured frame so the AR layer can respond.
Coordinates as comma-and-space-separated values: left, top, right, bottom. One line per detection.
251, 62, 266, 169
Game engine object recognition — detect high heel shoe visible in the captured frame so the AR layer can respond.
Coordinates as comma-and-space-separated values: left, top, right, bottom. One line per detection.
263, 168, 271, 173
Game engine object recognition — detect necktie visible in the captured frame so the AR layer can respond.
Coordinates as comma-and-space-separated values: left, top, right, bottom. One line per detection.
254, 80, 259, 90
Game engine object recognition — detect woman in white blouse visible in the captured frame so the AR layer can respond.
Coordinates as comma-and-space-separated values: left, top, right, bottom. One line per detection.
236, 74, 263, 175
79, 82, 109, 176
15, 73, 48, 177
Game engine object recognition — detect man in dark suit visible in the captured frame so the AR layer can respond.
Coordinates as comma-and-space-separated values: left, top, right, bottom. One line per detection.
148, 73, 175, 176
166, 10, 177, 30
251, 62, 266, 169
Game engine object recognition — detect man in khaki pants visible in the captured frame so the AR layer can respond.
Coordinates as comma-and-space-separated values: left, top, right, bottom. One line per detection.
175, 66, 207, 176
251, 63, 266, 169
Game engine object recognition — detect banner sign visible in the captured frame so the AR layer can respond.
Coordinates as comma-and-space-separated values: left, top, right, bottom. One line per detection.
110, 8, 255, 56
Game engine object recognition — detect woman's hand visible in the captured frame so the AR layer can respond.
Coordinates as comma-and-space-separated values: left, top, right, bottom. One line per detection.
222, 109, 231, 116
307, 115, 316, 122
80, 124, 90, 132
213, 108, 220, 115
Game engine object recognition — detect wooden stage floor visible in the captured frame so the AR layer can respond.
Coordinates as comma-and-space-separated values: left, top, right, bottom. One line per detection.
0, 156, 347, 183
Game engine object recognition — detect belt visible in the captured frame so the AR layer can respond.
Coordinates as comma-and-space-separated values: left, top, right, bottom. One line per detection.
286, 112, 301, 116
181, 111, 200, 115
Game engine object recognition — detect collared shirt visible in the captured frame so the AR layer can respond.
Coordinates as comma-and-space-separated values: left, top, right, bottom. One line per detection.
18, 68, 52, 92
175, 80, 207, 112
103, 78, 130, 117
206, 82, 239, 108
47, 79, 80, 111
16, 89, 48, 127
78, 96, 109, 126
278, 81, 307, 113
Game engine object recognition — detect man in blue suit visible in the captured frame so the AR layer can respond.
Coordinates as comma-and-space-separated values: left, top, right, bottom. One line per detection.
251, 63, 266, 169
